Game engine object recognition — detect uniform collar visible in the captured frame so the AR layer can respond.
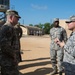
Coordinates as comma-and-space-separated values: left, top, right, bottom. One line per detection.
70, 31, 75, 36
4, 21, 13, 27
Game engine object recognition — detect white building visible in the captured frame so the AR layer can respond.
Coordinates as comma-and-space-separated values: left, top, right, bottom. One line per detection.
20, 25, 43, 36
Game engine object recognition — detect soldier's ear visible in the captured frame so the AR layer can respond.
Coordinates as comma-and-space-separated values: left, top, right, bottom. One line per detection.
9, 15, 13, 20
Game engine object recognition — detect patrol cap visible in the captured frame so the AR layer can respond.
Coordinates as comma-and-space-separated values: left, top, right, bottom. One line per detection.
53, 18, 59, 22
6, 10, 21, 18
65, 15, 75, 23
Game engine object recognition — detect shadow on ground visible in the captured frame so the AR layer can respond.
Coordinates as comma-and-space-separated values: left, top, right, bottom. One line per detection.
19, 67, 53, 75
22, 57, 50, 62
19, 61, 51, 70
19, 57, 52, 75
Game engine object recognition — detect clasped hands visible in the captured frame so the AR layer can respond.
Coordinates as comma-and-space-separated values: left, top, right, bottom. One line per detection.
54, 38, 65, 48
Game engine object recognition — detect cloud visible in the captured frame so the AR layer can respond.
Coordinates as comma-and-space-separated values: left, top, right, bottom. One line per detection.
31, 4, 48, 10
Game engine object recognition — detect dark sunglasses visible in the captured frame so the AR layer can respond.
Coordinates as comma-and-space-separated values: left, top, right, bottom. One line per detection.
66, 21, 75, 23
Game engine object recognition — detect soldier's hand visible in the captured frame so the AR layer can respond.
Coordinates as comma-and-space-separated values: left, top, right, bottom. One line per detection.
55, 38, 65, 48
54, 38, 60, 43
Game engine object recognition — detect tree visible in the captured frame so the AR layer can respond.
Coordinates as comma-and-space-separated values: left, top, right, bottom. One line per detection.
34, 23, 44, 29
29, 24, 33, 26
34, 24, 39, 27
50, 23, 54, 29
38, 23, 44, 29
43, 23, 50, 34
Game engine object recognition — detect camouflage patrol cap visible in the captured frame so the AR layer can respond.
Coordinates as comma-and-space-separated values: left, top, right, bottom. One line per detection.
53, 18, 59, 22
66, 15, 75, 23
6, 10, 21, 18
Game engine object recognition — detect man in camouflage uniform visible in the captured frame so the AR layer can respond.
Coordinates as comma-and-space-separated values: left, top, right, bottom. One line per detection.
55, 16, 75, 75
14, 22, 23, 62
0, 20, 5, 71
0, 9, 21, 75
50, 18, 67, 75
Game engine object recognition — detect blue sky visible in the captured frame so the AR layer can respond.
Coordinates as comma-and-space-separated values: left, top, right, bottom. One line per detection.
10, 0, 75, 25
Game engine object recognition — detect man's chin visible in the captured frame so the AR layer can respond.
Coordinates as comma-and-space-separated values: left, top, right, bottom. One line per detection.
68, 28, 72, 31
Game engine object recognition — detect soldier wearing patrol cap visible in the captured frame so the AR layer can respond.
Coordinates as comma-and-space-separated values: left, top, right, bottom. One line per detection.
6, 9, 21, 18
50, 18, 67, 75
53, 18, 59, 22
0, 9, 21, 75
55, 15, 75, 75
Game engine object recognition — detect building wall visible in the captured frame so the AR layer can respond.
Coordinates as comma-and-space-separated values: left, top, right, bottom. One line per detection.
20, 25, 43, 36
20, 26, 28, 36
59, 19, 72, 37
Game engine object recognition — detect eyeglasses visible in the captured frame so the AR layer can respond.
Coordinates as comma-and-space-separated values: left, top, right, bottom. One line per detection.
66, 21, 75, 23
14, 16, 20, 20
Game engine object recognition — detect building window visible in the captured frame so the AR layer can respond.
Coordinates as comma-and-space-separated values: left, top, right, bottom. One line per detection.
0, 0, 3, 4
0, 0, 9, 6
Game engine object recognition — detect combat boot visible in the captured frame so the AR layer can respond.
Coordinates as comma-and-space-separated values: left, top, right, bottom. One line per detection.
50, 69, 58, 75
59, 71, 62, 75
58, 68, 64, 75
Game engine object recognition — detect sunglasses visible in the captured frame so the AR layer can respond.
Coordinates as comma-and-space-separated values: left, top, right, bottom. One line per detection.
66, 21, 75, 23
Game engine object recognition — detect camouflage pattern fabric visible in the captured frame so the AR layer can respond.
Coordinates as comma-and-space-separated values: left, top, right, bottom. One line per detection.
0, 22, 19, 75
14, 24, 22, 62
1, 66, 19, 75
50, 26, 67, 72
50, 26, 67, 50
63, 32, 75, 75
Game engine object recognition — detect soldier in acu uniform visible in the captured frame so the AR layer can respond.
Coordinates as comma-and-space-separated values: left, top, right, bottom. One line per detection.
0, 9, 21, 75
50, 18, 67, 75
14, 22, 23, 62
55, 16, 75, 75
